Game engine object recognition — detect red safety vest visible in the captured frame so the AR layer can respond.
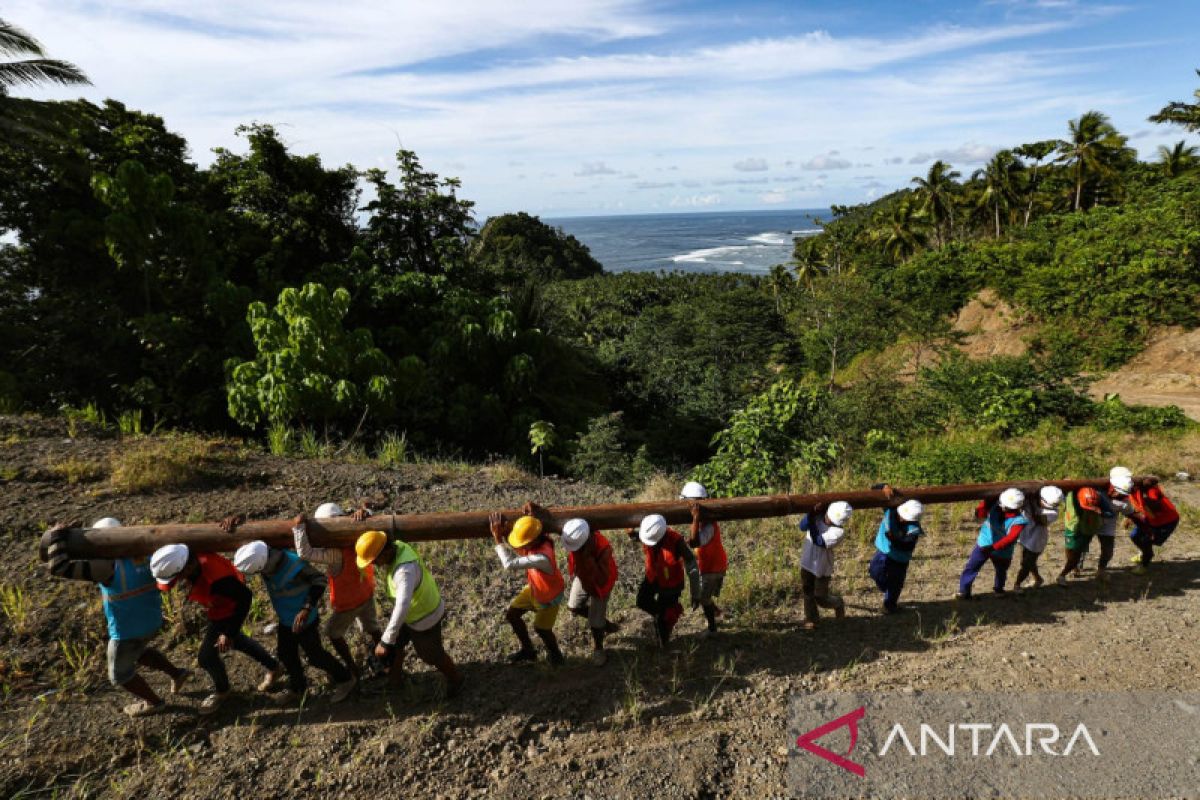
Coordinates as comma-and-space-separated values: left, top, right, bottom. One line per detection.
521, 538, 565, 604
567, 532, 618, 599
695, 523, 728, 574
329, 546, 375, 612
644, 528, 686, 588
188, 553, 244, 621
1131, 486, 1180, 527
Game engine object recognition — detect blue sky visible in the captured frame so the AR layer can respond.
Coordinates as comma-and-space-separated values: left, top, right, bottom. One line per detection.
10, 0, 1200, 217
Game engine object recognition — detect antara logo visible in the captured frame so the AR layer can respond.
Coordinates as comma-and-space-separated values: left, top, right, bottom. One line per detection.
796, 706, 1101, 777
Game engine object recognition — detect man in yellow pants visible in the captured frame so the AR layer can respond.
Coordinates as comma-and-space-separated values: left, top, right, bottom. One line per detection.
490, 503, 566, 665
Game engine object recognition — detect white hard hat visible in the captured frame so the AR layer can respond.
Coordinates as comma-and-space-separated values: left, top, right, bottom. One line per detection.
315, 502, 344, 519
897, 500, 924, 522
150, 544, 189, 585
1109, 467, 1134, 495
91, 517, 122, 529
560, 518, 591, 552
679, 481, 708, 500
826, 501, 853, 527
233, 541, 270, 575
639, 514, 668, 546
999, 488, 1025, 511
1039, 486, 1064, 508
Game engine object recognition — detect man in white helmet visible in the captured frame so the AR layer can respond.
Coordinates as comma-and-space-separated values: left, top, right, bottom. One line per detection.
957, 488, 1028, 600
1109, 466, 1179, 574
681, 481, 727, 636
560, 518, 619, 665
45, 518, 191, 717
627, 514, 700, 647
799, 500, 852, 629
292, 502, 382, 679
1013, 486, 1064, 590
866, 486, 924, 615
233, 540, 356, 705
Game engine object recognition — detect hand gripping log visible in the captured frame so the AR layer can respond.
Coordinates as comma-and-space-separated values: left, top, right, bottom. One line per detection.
37, 476, 1147, 561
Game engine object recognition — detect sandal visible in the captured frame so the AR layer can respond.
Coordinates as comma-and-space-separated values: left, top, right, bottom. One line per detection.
124, 699, 166, 718
199, 691, 229, 716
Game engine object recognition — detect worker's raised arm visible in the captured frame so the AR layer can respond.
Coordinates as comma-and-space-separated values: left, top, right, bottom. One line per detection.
292, 514, 342, 568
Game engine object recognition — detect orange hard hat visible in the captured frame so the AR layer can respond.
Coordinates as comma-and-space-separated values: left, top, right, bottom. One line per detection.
1077, 487, 1102, 512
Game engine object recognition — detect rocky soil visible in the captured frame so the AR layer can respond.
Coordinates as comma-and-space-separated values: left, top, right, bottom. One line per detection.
0, 415, 1197, 798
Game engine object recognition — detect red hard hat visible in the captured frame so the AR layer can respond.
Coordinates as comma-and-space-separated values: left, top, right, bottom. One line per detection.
1077, 487, 1102, 512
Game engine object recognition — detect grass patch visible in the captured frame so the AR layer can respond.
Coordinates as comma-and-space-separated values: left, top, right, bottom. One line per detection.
375, 431, 410, 467
109, 434, 216, 494
634, 471, 682, 503
267, 422, 292, 456
483, 460, 534, 486
47, 456, 106, 484
0, 584, 32, 636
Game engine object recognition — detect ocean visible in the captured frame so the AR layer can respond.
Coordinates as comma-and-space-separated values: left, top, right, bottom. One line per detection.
547, 208, 827, 274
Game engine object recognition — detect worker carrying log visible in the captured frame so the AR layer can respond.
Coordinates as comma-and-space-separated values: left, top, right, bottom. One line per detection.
867, 485, 924, 615
355, 530, 463, 697
45, 518, 192, 717
1111, 466, 1180, 573
957, 488, 1028, 600
490, 502, 567, 665
292, 502, 383, 679
560, 517, 620, 666
628, 513, 701, 647
681, 481, 727, 637
799, 500, 853, 630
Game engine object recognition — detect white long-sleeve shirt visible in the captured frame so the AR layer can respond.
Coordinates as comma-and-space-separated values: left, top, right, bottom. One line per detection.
799, 514, 846, 577
293, 522, 344, 570
1018, 506, 1058, 554
382, 560, 444, 645
494, 544, 554, 574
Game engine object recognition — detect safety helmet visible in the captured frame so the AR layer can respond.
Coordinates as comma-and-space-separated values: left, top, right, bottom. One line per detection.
679, 481, 708, 500
1076, 487, 1102, 512
151, 544, 189, 589
1038, 486, 1064, 509
91, 517, 122, 528
639, 514, 668, 546
315, 502, 345, 519
233, 541, 270, 575
826, 501, 853, 527
355, 530, 388, 569
999, 488, 1025, 511
508, 516, 543, 549
896, 500, 924, 522
1109, 467, 1134, 495
560, 518, 591, 552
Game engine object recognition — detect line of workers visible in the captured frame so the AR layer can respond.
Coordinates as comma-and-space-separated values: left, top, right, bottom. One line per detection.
44, 468, 1178, 718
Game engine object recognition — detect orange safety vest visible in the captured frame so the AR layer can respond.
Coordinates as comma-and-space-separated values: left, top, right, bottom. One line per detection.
188, 553, 245, 621
644, 528, 686, 588
695, 522, 728, 574
567, 532, 618, 599
329, 546, 375, 612
1131, 486, 1180, 527
522, 538, 565, 604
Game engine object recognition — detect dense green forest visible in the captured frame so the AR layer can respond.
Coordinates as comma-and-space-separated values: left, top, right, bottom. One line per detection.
3, 23, 1199, 491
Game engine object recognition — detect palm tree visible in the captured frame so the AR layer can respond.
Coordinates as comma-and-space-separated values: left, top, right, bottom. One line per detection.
911, 160, 961, 246
1056, 111, 1129, 212
1013, 140, 1057, 228
1149, 69, 1200, 132
1157, 140, 1198, 177
791, 236, 826, 292
872, 195, 930, 262
766, 263, 793, 314
1, 19, 88, 95
972, 150, 1023, 238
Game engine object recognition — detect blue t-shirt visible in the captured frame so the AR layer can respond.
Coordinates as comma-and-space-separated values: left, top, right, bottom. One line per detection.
874, 508, 923, 563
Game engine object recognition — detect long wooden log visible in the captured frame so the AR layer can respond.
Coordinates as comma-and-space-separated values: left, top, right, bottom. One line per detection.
37, 476, 1143, 561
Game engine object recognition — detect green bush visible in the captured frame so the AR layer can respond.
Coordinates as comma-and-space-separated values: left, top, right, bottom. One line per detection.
1090, 395, 1193, 432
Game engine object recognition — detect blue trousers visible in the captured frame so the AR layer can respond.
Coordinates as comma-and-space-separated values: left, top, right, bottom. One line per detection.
1130, 520, 1178, 564
868, 551, 909, 610
958, 546, 1011, 596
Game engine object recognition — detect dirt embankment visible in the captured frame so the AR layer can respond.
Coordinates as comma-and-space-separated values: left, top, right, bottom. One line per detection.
1091, 326, 1200, 421
0, 416, 1198, 798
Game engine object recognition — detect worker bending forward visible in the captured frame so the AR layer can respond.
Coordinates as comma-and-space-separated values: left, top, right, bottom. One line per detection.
868, 493, 924, 614
233, 540, 356, 705
957, 488, 1027, 600
491, 504, 567, 664
1111, 467, 1180, 573
293, 503, 383, 678
356, 531, 463, 696
682, 481, 727, 636
799, 501, 853, 629
46, 519, 191, 717
630, 514, 701, 647
561, 518, 619, 665
151, 544, 282, 715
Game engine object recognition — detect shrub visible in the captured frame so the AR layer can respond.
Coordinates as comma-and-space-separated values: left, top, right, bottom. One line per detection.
570, 412, 637, 488
110, 434, 215, 493
117, 409, 144, 436
47, 457, 106, 484
267, 422, 292, 456
376, 431, 411, 467
1090, 395, 1193, 432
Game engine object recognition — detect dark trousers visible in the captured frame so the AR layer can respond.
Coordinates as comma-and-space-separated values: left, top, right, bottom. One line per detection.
1013, 547, 1043, 586
277, 622, 351, 693
1061, 536, 1114, 575
636, 578, 683, 638
198, 623, 279, 693
1131, 520, 1178, 565
958, 546, 1011, 596
868, 551, 909, 610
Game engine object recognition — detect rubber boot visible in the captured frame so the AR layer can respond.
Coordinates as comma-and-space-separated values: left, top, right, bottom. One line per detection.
536, 628, 565, 666
506, 611, 537, 663
702, 604, 718, 633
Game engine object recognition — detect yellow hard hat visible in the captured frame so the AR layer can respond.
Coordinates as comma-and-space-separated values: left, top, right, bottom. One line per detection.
355, 530, 388, 569
508, 516, 542, 549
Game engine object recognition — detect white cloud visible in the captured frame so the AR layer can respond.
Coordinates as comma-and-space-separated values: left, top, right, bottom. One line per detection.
575, 161, 619, 176
759, 190, 789, 204
803, 153, 853, 170
733, 157, 769, 172
669, 193, 721, 207
932, 142, 998, 163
